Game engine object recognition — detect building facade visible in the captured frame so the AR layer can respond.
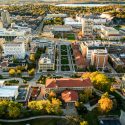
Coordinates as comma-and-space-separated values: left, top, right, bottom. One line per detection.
91, 49, 108, 70
3, 42, 26, 59
82, 17, 94, 39
1, 10, 11, 27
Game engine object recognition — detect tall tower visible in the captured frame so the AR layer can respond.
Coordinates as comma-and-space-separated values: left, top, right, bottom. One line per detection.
1, 10, 11, 27
82, 16, 93, 39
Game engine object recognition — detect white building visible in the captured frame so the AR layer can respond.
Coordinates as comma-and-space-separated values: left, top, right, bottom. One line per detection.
3, 42, 26, 59
43, 25, 72, 32
76, 14, 107, 25
14, 36, 30, 50
0, 86, 19, 101
1, 10, 11, 27
64, 17, 82, 27
0, 28, 27, 37
46, 13, 67, 18
100, 13, 113, 20
82, 17, 94, 38
11, 23, 31, 34
100, 26, 122, 40
38, 44, 55, 71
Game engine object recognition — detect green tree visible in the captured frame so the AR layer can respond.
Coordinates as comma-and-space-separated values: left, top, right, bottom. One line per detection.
8, 106, 21, 118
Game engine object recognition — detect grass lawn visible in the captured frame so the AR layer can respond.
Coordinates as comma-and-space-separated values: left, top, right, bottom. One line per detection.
61, 45, 67, 50
61, 50, 67, 55
67, 34, 75, 40
61, 65, 70, 71
61, 56, 69, 64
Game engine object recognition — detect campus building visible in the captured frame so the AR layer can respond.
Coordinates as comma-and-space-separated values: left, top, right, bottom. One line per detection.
100, 26, 122, 40
38, 43, 55, 71
0, 86, 19, 101
82, 16, 94, 39
3, 42, 26, 59
91, 49, 108, 70
1, 10, 11, 27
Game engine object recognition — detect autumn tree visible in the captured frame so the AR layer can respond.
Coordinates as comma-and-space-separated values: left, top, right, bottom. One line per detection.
29, 54, 35, 62
9, 69, 16, 76
17, 70, 22, 76
28, 68, 35, 76
98, 92, 113, 113
82, 71, 111, 91
28, 98, 62, 115
8, 106, 21, 118
80, 121, 89, 125
48, 91, 56, 100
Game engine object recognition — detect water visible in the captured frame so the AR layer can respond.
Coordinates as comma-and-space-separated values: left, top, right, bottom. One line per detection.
56, 3, 125, 7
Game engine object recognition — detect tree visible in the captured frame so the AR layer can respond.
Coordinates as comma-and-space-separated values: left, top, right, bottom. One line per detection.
8, 106, 21, 118
98, 93, 113, 113
48, 91, 56, 99
9, 69, 16, 76
28, 98, 62, 115
82, 71, 111, 92
80, 121, 89, 125
29, 54, 35, 62
0, 100, 8, 117
28, 68, 35, 76
17, 70, 22, 76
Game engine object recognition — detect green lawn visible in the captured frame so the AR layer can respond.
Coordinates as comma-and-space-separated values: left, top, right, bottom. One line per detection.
67, 34, 75, 40
61, 56, 69, 64
61, 45, 67, 50
61, 50, 67, 55
61, 65, 70, 71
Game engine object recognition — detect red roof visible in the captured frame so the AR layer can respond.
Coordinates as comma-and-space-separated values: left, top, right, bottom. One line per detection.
71, 43, 86, 68
61, 90, 78, 102
109, 34, 121, 36
46, 78, 92, 89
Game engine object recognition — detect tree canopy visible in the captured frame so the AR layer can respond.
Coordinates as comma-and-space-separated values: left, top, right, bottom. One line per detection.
82, 71, 111, 92
98, 93, 113, 113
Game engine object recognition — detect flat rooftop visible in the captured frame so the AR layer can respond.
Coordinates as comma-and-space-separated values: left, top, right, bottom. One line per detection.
0, 86, 19, 98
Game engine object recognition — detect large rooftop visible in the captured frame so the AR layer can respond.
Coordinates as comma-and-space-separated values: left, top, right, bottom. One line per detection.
0, 86, 19, 98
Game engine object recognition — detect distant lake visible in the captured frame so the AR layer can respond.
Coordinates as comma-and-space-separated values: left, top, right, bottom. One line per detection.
56, 3, 125, 7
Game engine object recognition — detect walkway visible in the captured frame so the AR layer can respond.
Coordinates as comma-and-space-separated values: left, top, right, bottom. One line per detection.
0, 115, 66, 123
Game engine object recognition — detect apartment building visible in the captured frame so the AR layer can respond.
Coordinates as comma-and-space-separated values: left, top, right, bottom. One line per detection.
80, 41, 105, 60
3, 42, 26, 59
91, 49, 108, 70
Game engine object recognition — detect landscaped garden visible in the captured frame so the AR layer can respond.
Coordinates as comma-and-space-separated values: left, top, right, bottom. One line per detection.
61, 65, 70, 71
67, 33, 75, 40
61, 56, 69, 64
4, 80, 19, 85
